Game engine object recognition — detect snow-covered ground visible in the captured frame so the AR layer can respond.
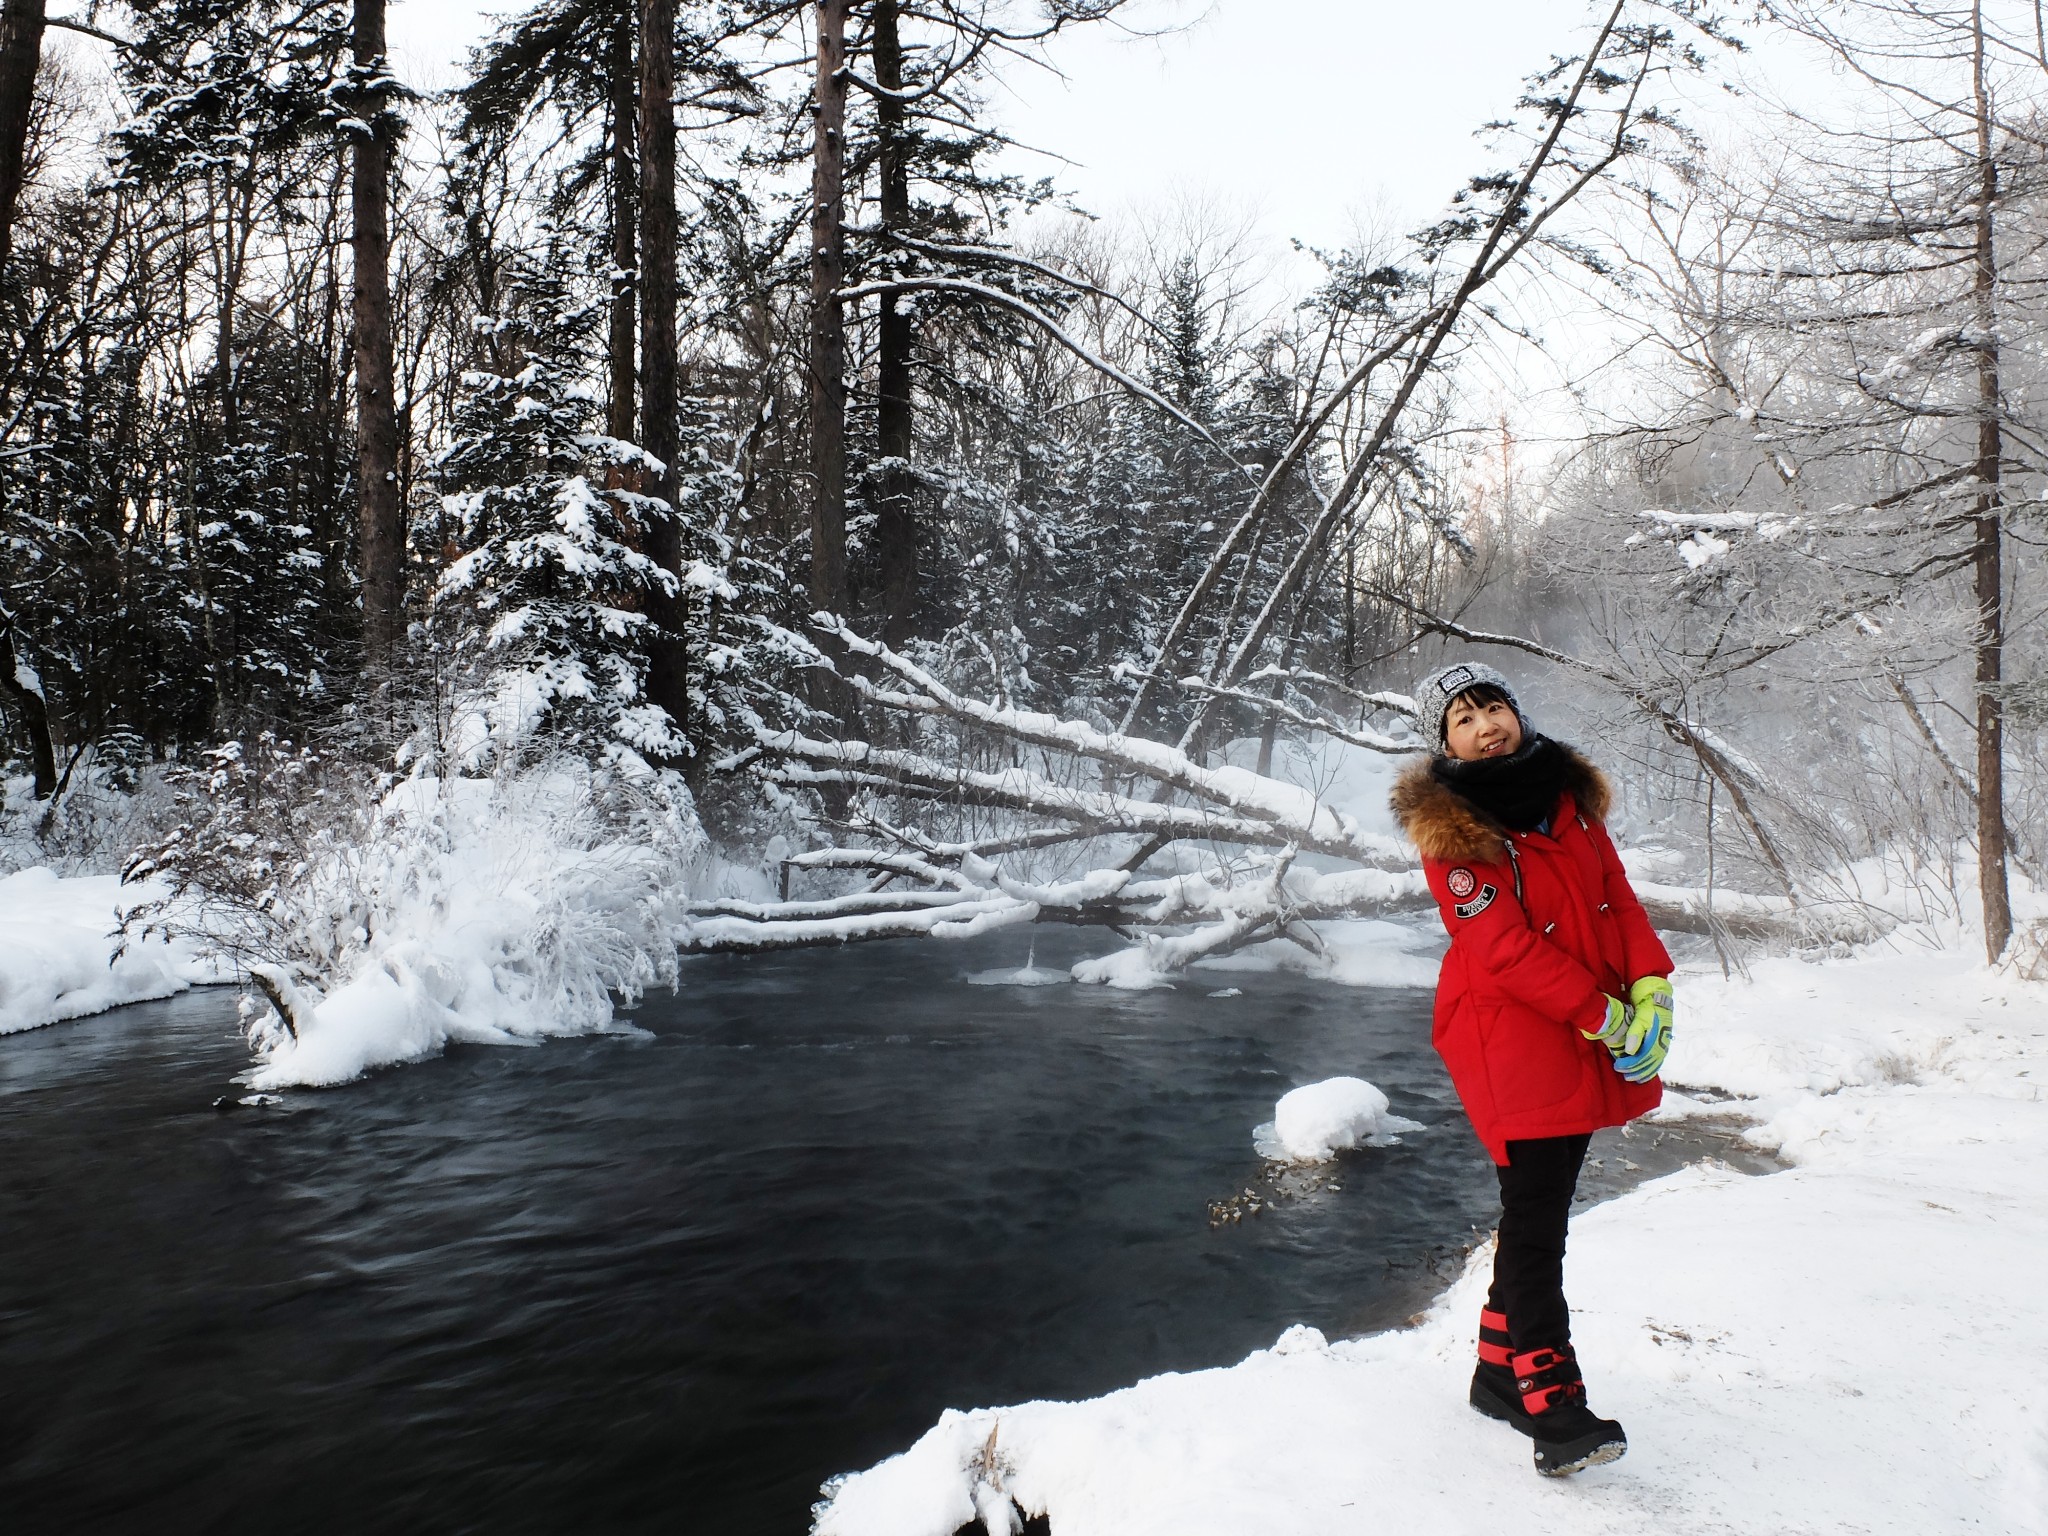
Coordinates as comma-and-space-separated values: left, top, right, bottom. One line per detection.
0, 866, 222, 1035
813, 943, 2048, 1536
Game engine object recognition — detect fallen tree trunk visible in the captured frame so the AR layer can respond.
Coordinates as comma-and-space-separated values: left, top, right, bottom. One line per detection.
679, 857, 1883, 973
696, 623, 1895, 983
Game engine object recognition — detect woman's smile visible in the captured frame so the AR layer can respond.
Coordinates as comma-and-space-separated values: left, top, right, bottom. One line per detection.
1445, 697, 1525, 762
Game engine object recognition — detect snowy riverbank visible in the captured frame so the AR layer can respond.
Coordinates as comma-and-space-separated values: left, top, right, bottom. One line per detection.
813, 944, 2048, 1535
0, 763, 710, 1082
0, 867, 222, 1035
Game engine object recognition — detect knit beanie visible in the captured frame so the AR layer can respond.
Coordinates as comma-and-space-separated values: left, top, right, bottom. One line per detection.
1414, 661, 1527, 753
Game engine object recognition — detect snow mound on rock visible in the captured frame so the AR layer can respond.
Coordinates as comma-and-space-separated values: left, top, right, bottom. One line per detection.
1253, 1075, 1425, 1161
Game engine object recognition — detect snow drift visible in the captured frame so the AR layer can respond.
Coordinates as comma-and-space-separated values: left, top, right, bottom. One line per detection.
113, 744, 706, 1089
0, 867, 218, 1034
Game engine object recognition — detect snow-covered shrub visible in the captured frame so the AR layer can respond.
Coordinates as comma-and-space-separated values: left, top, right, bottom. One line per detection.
2007, 916, 2048, 984
0, 748, 182, 878
124, 735, 706, 1086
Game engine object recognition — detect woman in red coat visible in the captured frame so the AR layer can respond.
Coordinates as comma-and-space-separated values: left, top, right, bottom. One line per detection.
1391, 661, 1673, 1478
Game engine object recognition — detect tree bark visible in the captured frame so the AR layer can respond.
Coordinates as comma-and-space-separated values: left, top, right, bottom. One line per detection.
352, 0, 404, 678
607, 16, 637, 447
0, 1, 56, 792
809, 0, 849, 618
871, 0, 915, 644
1970, 2, 2013, 962
0, 0, 42, 272
638, 0, 688, 736
0, 607, 55, 798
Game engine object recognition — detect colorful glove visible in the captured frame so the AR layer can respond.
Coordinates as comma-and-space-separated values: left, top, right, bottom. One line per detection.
1616, 975, 1674, 1083
1582, 995, 1632, 1050
1628, 976, 1673, 1037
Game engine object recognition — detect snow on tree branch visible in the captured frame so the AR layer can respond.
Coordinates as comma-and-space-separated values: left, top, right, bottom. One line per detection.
679, 613, 1864, 983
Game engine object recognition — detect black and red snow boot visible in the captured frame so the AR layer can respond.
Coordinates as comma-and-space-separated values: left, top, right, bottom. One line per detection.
1468, 1307, 1530, 1429
1510, 1343, 1627, 1476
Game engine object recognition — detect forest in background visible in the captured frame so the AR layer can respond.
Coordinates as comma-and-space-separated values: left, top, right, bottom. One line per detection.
1, 0, 2043, 1029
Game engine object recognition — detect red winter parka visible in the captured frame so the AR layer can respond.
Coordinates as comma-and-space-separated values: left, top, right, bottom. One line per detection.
1391, 746, 1670, 1164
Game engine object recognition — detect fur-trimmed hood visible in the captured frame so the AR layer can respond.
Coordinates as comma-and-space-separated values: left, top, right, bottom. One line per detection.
1390, 741, 1612, 864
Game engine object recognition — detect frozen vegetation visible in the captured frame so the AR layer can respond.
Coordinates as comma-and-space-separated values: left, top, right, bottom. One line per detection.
230, 768, 703, 1089
0, 757, 715, 1081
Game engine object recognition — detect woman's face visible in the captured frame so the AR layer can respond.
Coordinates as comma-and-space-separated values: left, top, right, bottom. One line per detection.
1444, 693, 1523, 762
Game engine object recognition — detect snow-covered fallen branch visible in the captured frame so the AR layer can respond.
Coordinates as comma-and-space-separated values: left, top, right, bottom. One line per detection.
759, 733, 1376, 862
822, 620, 1409, 865
705, 625, 1861, 984
684, 894, 1038, 952
1634, 882, 1896, 948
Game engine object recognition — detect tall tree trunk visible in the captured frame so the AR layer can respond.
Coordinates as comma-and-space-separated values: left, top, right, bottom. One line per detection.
638, 0, 688, 737
0, 0, 42, 272
352, 0, 404, 678
1970, 2, 2013, 962
608, 16, 637, 447
217, 171, 246, 439
210, 166, 261, 726
0, 0, 53, 792
809, 0, 849, 617
871, 0, 915, 644
0, 607, 56, 798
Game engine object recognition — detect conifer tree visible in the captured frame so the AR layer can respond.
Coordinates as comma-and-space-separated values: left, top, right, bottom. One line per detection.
429, 259, 684, 765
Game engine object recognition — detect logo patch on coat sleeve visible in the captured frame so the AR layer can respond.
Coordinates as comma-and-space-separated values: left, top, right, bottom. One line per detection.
1446, 867, 1476, 899
1453, 883, 1498, 919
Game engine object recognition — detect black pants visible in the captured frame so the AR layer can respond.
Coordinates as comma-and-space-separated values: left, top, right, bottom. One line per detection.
1485, 1133, 1590, 1354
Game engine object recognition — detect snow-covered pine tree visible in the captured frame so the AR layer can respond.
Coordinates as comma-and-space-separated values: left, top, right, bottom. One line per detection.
178, 314, 350, 734
0, 350, 152, 768
1042, 250, 1253, 731
429, 258, 687, 768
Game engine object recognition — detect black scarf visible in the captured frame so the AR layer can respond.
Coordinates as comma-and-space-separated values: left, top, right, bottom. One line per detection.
1430, 733, 1569, 833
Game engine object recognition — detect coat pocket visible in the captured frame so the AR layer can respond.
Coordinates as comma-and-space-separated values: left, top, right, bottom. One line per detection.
1476, 1000, 1587, 1116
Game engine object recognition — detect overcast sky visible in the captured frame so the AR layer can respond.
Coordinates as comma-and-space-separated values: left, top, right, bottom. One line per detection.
387, 0, 1745, 254
376, 0, 1824, 433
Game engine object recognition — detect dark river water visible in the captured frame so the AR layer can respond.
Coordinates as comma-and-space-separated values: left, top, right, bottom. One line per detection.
0, 930, 1748, 1535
